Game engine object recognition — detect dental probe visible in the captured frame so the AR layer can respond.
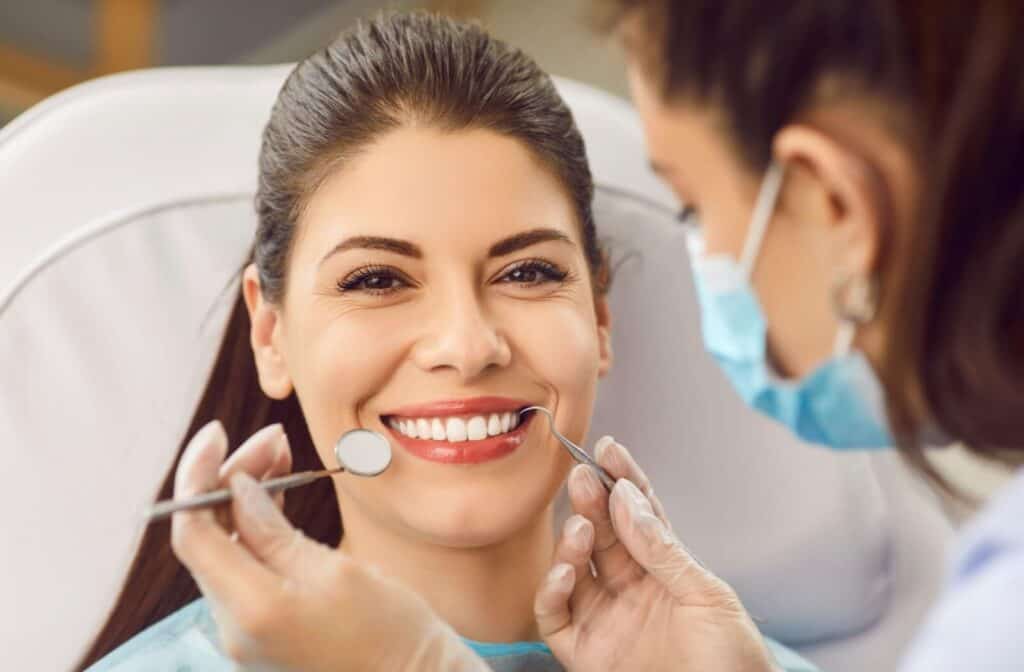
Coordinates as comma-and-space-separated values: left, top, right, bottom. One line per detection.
520, 406, 616, 490
145, 428, 392, 523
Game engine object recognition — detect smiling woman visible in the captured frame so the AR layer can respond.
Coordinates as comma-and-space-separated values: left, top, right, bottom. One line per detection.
80, 11, 815, 672
79, 12, 608, 672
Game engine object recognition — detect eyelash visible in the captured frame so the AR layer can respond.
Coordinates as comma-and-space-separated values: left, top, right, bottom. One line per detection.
335, 259, 569, 297
497, 259, 569, 287
337, 265, 413, 296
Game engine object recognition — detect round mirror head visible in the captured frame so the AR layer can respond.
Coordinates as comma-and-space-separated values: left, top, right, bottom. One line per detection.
334, 428, 392, 477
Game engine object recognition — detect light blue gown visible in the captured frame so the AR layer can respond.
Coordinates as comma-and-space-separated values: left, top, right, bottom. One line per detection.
900, 467, 1024, 671
87, 596, 819, 671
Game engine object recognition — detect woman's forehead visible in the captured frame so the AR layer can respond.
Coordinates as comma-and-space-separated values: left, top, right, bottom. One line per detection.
293, 126, 583, 259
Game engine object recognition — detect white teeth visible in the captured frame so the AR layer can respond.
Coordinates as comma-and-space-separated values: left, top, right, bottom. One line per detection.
445, 417, 467, 442
431, 418, 446, 441
390, 411, 527, 442
467, 416, 488, 441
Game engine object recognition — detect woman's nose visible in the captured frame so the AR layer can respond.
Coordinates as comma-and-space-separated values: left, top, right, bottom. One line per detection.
411, 289, 512, 380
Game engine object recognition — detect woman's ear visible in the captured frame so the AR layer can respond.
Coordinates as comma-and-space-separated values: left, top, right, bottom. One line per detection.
242, 264, 294, 399
773, 124, 891, 280
596, 296, 614, 378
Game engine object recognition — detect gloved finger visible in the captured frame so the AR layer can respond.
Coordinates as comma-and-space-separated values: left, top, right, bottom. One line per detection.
567, 462, 640, 586
218, 424, 291, 510
551, 514, 597, 603
171, 421, 279, 607
610, 478, 722, 605
534, 563, 576, 645
229, 471, 336, 580
594, 436, 669, 525
219, 423, 290, 481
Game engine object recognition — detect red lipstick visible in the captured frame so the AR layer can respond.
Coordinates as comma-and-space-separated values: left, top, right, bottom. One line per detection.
382, 397, 534, 464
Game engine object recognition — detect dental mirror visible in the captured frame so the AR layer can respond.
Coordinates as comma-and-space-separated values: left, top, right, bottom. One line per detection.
145, 428, 392, 523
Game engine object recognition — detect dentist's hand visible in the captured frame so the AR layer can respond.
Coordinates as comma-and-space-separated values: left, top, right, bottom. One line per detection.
170, 420, 489, 672
535, 437, 776, 672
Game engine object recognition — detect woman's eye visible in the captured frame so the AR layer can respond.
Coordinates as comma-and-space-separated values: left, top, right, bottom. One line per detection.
337, 266, 411, 295
498, 260, 569, 287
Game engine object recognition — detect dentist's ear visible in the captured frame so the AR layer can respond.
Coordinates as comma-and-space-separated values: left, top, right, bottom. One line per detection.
596, 296, 614, 377
772, 124, 893, 280
242, 264, 295, 399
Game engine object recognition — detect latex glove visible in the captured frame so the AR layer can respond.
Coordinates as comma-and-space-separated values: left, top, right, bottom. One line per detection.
171, 420, 489, 672
535, 436, 778, 672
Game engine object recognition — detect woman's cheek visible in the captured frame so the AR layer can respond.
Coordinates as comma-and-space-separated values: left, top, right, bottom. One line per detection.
289, 311, 409, 454
511, 302, 601, 440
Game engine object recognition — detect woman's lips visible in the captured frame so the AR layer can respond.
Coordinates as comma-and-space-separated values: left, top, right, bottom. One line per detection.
387, 415, 532, 464
381, 396, 535, 464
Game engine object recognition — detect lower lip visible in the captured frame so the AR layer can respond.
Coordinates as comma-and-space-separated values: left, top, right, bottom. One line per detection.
388, 414, 533, 464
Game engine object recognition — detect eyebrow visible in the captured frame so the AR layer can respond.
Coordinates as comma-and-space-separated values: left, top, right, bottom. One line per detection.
488, 228, 574, 257
319, 227, 573, 267
319, 236, 423, 267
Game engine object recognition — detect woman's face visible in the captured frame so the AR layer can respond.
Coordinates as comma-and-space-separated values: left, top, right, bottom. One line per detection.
246, 127, 611, 548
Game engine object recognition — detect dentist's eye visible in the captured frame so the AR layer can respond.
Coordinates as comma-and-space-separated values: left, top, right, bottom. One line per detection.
337, 265, 413, 295
497, 259, 569, 287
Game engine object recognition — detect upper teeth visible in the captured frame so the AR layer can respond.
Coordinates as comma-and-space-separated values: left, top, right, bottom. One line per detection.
388, 412, 521, 441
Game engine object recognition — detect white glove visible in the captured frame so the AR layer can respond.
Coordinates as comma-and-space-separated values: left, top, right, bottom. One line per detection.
171, 421, 490, 672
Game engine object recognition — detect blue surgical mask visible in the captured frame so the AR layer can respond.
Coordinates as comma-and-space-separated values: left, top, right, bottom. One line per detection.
686, 164, 893, 449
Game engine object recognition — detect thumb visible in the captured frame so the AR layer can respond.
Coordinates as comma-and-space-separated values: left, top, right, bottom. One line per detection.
610, 479, 732, 607
229, 472, 333, 577
534, 563, 575, 640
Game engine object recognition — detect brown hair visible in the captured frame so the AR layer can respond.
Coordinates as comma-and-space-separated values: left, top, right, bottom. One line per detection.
79, 12, 604, 669
599, 1, 1024, 476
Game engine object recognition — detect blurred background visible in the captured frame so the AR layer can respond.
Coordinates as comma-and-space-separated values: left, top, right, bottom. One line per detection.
0, 0, 627, 127
0, 0, 1013, 511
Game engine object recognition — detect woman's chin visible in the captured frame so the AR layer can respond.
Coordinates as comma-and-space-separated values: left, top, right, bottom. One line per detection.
396, 487, 558, 549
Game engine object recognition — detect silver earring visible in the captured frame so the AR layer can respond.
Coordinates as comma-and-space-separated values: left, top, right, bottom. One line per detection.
831, 273, 879, 324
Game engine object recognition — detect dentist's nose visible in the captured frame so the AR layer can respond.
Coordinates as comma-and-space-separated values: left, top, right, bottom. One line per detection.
412, 289, 512, 380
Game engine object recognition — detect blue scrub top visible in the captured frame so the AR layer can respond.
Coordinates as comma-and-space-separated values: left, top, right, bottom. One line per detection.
900, 467, 1024, 671
86, 596, 819, 671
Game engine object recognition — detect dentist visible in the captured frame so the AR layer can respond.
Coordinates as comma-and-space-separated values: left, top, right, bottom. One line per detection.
171, 1, 1024, 670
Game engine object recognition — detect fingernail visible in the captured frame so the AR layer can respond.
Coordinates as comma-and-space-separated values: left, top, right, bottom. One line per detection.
177, 420, 228, 495
593, 435, 615, 461
595, 436, 629, 474
565, 515, 592, 550
616, 478, 653, 515
638, 514, 676, 548
547, 563, 574, 589
231, 472, 277, 520
274, 427, 289, 462
195, 419, 227, 446
572, 464, 602, 500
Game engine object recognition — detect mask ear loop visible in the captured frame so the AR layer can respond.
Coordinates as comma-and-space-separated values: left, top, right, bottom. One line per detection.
738, 162, 786, 280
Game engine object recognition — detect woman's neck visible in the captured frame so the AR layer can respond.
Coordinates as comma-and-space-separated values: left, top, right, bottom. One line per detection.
336, 496, 555, 643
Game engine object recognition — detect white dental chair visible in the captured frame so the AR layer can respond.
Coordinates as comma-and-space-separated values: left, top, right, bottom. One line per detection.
0, 66, 953, 672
